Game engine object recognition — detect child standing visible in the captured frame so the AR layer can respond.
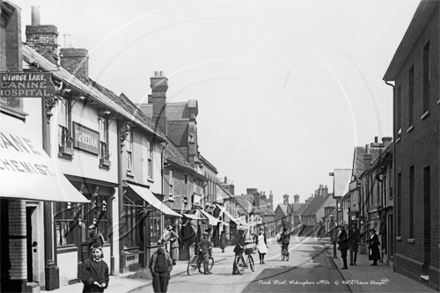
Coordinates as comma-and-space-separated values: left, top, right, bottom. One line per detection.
81, 244, 109, 293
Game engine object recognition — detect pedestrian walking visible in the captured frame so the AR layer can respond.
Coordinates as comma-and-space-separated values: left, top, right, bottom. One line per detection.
149, 240, 173, 293
256, 227, 268, 264
199, 232, 213, 274
219, 230, 226, 253
81, 244, 109, 293
232, 226, 246, 275
161, 226, 179, 265
368, 228, 380, 266
337, 224, 349, 270
348, 222, 360, 266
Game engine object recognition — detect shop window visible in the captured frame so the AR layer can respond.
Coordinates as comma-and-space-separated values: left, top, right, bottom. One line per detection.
150, 209, 161, 245
55, 202, 81, 246
84, 195, 110, 243
122, 195, 143, 248
58, 97, 73, 157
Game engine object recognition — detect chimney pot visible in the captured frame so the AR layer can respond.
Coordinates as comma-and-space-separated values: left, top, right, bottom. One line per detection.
31, 6, 40, 26
63, 34, 72, 48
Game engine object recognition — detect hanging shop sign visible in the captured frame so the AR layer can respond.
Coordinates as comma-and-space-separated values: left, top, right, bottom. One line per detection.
0, 72, 57, 98
73, 122, 99, 155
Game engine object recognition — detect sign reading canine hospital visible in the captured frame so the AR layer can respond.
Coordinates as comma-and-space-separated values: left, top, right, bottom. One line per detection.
0, 72, 56, 98
73, 122, 99, 155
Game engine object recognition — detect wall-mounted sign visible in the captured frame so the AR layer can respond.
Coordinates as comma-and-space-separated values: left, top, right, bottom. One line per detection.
0, 72, 56, 98
73, 122, 99, 155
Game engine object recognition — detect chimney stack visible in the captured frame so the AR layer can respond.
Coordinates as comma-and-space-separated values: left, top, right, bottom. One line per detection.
26, 7, 59, 65
60, 48, 89, 82
364, 145, 373, 170
253, 192, 261, 208
382, 137, 392, 147
150, 71, 168, 135
269, 191, 273, 210
283, 194, 289, 205
294, 194, 299, 203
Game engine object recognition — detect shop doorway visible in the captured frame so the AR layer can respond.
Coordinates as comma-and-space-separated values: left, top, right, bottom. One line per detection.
26, 206, 39, 283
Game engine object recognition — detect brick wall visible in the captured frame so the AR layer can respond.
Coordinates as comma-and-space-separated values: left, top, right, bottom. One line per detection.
59, 48, 89, 82
8, 200, 27, 280
25, 25, 59, 65
393, 5, 439, 290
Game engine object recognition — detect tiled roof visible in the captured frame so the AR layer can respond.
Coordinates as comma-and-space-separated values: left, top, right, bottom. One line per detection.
353, 146, 386, 177
22, 45, 165, 141
300, 194, 329, 216
291, 203, 306, 213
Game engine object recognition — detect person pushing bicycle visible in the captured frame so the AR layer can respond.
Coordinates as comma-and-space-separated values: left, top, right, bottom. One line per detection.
280, 227, 290, 259
232, 226, 247, 274
198, 232, 213, 274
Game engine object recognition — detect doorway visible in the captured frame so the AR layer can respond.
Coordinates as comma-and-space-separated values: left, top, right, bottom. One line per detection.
26, 206, 40, 283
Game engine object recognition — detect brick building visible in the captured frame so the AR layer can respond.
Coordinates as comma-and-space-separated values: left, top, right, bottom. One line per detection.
383, 0, 439, 289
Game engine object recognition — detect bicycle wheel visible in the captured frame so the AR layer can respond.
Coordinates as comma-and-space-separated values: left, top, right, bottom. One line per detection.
208, 256, 214, 271
247, 254, 255, 272
187, 256, 197, 275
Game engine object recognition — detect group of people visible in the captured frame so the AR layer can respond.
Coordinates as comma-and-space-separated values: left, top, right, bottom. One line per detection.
337, 222, 381, 269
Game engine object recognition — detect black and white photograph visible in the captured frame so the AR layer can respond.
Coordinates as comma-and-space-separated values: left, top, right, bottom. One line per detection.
0, 0, 439, 292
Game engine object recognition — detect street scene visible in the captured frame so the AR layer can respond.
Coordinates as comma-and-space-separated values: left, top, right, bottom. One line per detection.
1, 0, 440, 292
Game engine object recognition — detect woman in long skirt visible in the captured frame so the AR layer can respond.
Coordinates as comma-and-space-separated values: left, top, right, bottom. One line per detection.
219, 230, 226, 253
256, 227, 268, 264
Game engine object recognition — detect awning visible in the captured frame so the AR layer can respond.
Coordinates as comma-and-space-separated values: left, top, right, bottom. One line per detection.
0, 115, 89, 203
198, 209, 221, 225
181, 212, 205, 220
127, 184, 181, 217
215, 204, 241, 224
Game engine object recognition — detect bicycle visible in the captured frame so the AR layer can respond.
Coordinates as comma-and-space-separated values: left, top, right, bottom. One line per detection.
187, 250, 214, 275
233, 245, 255, 274
281, 245, 289, 261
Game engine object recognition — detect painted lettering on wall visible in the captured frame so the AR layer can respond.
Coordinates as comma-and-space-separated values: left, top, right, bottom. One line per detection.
73, 122, 99, 155
0, 72, 56, 98
0, 131, 55, 176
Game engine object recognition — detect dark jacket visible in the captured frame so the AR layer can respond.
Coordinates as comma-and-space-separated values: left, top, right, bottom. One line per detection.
233, 232, 245, 255
368, 233, 380, 261
337, 229, 349, 251
81, 258, 109, 293
149, 250, 173, 277
348, 227, 360, 249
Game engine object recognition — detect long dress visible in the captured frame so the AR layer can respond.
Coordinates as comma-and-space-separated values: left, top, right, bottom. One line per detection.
257, 234, 268, 254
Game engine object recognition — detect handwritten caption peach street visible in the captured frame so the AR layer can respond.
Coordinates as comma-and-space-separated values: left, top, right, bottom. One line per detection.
258, 278, 390, 286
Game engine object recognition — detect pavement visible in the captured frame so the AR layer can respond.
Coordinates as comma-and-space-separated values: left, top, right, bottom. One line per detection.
323, 238, 438, 293
49, 237, 438, 293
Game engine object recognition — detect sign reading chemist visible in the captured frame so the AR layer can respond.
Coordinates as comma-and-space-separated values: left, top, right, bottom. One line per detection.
0, 72, 56, 98
73, 122, 99, 155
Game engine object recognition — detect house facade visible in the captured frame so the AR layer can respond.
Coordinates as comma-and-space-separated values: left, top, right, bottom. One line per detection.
383, 0, 439, 288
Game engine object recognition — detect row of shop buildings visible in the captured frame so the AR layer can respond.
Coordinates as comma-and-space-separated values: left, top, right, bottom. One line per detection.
0, 1, 282, 292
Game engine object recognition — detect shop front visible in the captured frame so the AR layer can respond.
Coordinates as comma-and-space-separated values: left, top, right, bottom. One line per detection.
120, 183, 181, 272
0, 114, 89, 292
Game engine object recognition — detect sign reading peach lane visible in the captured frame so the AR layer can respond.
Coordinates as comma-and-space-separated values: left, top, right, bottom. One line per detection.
0, 72, 56, 98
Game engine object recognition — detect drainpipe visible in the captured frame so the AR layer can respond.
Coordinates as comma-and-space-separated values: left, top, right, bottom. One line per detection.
384, 80, 395, 259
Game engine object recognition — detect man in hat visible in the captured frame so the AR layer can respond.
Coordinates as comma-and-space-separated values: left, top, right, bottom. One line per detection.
337, 224, 349, 270
198, 232, 213, 274
348, 222, 360, 266
232, 226, 247, 274
81, 224, 105, 261
81, 243, 109, 293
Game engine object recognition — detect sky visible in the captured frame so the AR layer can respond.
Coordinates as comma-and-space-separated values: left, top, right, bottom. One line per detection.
12, 0, 420, 206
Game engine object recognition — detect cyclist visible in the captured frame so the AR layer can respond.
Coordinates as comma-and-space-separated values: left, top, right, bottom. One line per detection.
280, 227, 290, 259
232, 226, 246, 274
